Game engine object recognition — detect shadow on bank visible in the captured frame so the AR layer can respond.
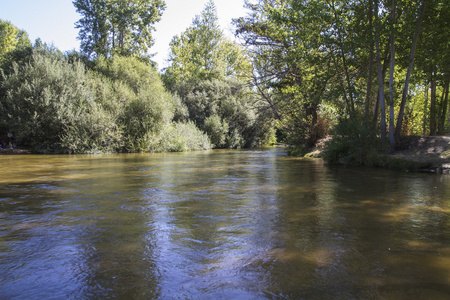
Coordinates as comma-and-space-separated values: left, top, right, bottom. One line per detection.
304, 135, 450, 175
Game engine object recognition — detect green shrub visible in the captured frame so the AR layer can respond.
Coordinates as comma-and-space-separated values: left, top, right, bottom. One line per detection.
92, 55, 176, 152
146, 122, 212, 152
204, 115, 228, 147
170, 78, 275, 149
120, 87, 174, 152
0, 45, 121, 153
323, 117, 380, 165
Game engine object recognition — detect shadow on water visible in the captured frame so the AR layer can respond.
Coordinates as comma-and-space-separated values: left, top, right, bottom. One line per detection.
0, 149, 449, 299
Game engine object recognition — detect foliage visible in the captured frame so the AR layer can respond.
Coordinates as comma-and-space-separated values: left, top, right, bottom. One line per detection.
90, 55, 175, 152
163, 1, 274, 149
163, 0, 251, 87
146, 121, 212, 152
235, 0, 340, 149
170, 78, 274, 148
0, 44, 121, 153
235, 0, 450, 155
323, 117, 381, 165
0, 15, 273, 154
0, 19, 31, 74
73, 0, 166, 60
0, 41, 212, 154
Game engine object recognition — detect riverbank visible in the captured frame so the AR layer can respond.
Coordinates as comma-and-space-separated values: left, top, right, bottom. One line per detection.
3, 136, 450, 174
307, 135, 450, 174
0, 146, 33, 155
380, 136, 450, 174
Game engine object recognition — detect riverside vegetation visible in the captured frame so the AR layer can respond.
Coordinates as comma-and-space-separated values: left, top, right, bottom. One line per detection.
1, 0, 449, 171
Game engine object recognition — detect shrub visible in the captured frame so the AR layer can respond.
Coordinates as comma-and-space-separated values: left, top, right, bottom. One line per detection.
0, 45, 121, 153
92, 56, 176, 152
146, 122, 212, 152
323, 117, 380, 165
203, 115, 228, 147
170, 78, 275, 149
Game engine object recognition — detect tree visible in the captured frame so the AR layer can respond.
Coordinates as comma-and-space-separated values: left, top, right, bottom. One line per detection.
414, 0, 450, 135
163, 0, 251, 87
236, 0, 449, 157
374, 0, 387, 147
0, 19, 31, 68
163, 1, 272, 148
235, 0, 341, 150
394, 0, 426, 141
73, 0, 166, 59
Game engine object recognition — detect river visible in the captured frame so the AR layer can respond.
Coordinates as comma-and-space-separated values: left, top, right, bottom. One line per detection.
0, 148, 449, 299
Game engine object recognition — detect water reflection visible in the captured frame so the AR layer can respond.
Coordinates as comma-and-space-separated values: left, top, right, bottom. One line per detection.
0, 149, 449, 299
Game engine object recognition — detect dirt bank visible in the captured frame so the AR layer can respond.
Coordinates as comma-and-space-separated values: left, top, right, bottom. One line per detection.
384, 135, 450, 174
0, 146, 33, 155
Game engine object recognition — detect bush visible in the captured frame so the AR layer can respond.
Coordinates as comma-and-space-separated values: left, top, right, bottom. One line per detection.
146, 122, 212, 152
0, 45, 121, 153
170, 78, 275, 149
92, 56, 176, 152
323, 117, 380, 165
204, 115, 228, 147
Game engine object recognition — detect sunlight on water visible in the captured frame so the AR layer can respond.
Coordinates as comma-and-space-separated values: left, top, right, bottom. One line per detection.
0, 149, 449, 299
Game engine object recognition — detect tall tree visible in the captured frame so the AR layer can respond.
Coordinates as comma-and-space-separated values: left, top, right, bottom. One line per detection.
388, 0, 396, 150
374, 0, 387, 147
163, 0, 251, 87
394, 0, 426, 141
0, 19, 31, 67
73, 0, 166, 59
236, 0, 365, 149
163, 1, 271, 149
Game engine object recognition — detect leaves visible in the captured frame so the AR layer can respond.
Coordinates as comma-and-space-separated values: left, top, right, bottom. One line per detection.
73, 0, 166, 59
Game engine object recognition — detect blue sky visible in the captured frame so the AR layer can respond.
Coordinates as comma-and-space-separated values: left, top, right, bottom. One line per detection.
0, 0, 248, 68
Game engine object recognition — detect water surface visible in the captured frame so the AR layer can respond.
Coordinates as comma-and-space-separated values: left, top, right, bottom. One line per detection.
1, 149, 449, 299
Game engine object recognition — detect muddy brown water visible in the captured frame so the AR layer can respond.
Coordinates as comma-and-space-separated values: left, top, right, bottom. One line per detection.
0, 148, 449, 299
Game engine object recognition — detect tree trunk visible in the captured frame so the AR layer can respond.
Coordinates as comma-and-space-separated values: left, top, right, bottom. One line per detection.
388, 0, 396, 151
394, 1, 426, 142
429, 71, 437, 135
372, 40, 391, 125
374, 0, 387, 147
438, 74, 449, 134
305, 102, 319, 148
422, 82, 428, 135
365, 0, 375, 120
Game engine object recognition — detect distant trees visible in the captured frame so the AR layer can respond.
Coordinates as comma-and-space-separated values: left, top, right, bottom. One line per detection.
73, 0, 166, 60
163, 0, 251, 86
163, 1, 275, 148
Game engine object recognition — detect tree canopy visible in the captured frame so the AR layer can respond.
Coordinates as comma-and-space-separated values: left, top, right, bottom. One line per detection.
73, 0, 166, 60
235, 0, 450, 156
163, 0, 251, 87
163, 1, 275, 148
0, 19, 31, 68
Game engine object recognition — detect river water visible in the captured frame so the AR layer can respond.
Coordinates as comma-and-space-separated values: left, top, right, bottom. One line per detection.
0, 148, 449, 299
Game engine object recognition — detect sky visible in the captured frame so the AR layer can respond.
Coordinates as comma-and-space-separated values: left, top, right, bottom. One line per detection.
0, 0, 248, 69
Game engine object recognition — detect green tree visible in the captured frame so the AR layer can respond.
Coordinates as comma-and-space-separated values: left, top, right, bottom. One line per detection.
163, 0, 251, 87
235, 0, 338, 150
0, 19, 31, 68
163, 1, 272, 149
236, 0, 449, 156
73, 0, 166, 59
